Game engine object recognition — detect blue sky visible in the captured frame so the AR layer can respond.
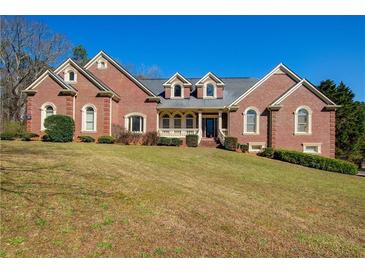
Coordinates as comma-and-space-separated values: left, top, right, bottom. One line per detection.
30, 16, 365, 101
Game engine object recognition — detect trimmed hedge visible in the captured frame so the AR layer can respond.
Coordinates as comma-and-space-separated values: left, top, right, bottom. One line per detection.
224, 136, 238, 151
186, 134, 199, 147
259, 148, 358, 175
44, 115, 75, 142
157, 137, 182, 147
0, 132, 16, 140
79, 135, 95, 143
98, 136, 115, 144
143, 131, 158, 146
239, 143, 249, 153
258, 147, 274, 158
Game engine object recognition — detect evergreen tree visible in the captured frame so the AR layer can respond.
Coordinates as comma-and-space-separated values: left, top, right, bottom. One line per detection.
318, 80, 365, 164
72, 45, 89, 66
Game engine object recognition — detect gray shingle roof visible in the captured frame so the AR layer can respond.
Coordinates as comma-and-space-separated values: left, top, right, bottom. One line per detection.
140, 77, 259, 109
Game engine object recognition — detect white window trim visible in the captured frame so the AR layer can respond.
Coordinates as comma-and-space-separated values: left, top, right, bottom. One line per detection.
249, 142, 266, 153
171, 82, 184, 99
124, 112, 147, 133
64, 68, 77, 83
294, 106, 312, 135
81, 104, 97, 133
40, 102, 57, 131
97, 57, 107, 70
303, 143, 322, 154
203, 81, 217, 99
243, 107, 260, 135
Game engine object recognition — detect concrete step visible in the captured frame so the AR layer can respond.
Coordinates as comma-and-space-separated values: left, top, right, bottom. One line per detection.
200, 138, 220, 148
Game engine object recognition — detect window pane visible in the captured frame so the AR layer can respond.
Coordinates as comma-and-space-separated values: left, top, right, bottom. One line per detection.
86, 108, 94, 130
162, 118, 169, 128
246, 124, 256, 133
298, 124, 307, 132
174, 85, 182, 97
305, 146, 318, 153
206, 84, 214, 97
46, 106, 54, 117
69, 71, 75, 81
174, 115, 181, 128
246, 110, 257, 133
131, 116, 142, 132
186, 118, 193, 128
298, 115, 307, 124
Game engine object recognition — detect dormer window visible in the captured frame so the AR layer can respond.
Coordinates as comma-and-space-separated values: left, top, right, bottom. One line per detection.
173, 84, 182, 98
206, 83, 215, 97
64, 69, 77, 83
97, 59, 107, 69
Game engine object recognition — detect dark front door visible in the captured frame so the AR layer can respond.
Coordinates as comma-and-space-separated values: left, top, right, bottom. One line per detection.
205, 118, 217, 138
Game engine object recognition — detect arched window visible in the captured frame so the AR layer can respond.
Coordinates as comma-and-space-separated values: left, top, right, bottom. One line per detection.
82, 105, 97, 132
129, 115, 144, 133
295, 107, 312, 134
186, 114, 194, 129
174, 114, 182, 129
162, 114, 170, 129
244, 107, 259, 134
41, 103, 56, 130
65, 69, 77, 82
69, 71, 75, 81
206, 83, 215, 97
174, 84, 182, 97
97, 60, 107, 69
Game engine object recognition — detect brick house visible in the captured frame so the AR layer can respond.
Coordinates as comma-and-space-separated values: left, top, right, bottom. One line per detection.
23, 51, 339, 157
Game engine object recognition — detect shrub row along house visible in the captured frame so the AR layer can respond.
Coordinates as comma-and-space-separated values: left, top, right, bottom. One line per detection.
23, 51, 339, 157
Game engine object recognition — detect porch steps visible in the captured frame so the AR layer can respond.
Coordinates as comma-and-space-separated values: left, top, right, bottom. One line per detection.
200, 138, 220, 148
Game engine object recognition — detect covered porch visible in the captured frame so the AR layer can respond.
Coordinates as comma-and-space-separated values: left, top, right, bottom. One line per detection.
157, 110, 229, 144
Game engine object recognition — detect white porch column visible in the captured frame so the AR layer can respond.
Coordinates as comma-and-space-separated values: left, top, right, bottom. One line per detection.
198, 111, 202, 131
218, 111, 222, 131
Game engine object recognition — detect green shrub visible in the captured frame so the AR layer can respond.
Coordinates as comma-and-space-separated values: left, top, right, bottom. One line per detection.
143, 131, 158, 146
239, 143, 249, 153
259, 149, 358, 175
157, 137, 182, 147
21, 132, 39, 141
258, 147, 274, 158
171, 138, 183, 147
186, 134, 199, 147
44, 115, 75, 142
224, 136, 238, 151
78, 135, 95, 143
98, 136, 115, 144
0, 132, 16, 140
3, 121, 26, 137
41, 134, 51, 142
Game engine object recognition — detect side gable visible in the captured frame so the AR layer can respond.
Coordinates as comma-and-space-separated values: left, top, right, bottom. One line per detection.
84, 51, 156, 97
23, 70, 76, 95
54, 58, 120, 102
270, 79, 338, 107
229, 63, 302, 107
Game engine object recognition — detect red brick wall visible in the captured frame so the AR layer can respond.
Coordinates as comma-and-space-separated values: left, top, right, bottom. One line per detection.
197, 86, 203, 98
184, 87, 190, 98
88, 60, 158, 132
165, 86, 171, 99
229, 71, 335, 157
229, 72, 297, 144
274, 85, 333, 157
26, 77, 69, 134
217, 86, 224, 99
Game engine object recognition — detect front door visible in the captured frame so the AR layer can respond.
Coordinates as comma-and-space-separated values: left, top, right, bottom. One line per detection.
205, 118, 216, 138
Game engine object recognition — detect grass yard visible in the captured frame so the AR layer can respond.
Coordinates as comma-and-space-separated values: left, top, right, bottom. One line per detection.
0, 141, 364, 258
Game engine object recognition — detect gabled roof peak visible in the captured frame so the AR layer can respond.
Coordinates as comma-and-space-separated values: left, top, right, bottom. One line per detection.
195, 72, 225, 86
163, 72, 192, 86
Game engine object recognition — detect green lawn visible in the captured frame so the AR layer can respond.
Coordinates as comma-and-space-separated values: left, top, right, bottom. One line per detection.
0, 141, 364, 257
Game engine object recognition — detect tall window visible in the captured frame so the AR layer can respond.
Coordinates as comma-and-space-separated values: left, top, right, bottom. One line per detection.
129, 115, 144, 133
162, 114, 170, 128
297, 108, 309, 133
41, 103, 56, 130
206, 83, 215, 97
174, 84, 182, 97
174, 114, 182, 128
244, 107, 259, 134
85, 107, 95, 131
186, 114, 194, 128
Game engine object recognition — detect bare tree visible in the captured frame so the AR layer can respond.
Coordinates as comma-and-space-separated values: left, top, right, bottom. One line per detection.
0, 16, 71, 124
124, 63, 161, 80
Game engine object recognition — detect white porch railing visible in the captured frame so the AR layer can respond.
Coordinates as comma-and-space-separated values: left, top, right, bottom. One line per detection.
218, 128, 227, 145
158, 128, 199, 138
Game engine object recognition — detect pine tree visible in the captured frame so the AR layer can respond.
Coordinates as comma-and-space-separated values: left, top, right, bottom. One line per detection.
318, 80, 365, 164
72, 45, 89, 66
